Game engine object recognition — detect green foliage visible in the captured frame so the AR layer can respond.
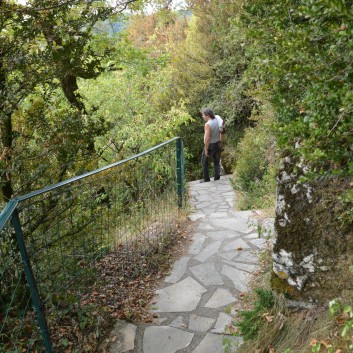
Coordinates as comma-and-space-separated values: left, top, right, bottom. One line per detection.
242, 0, 353, 179
1, 4, 193, 350
236, 288, 275, 341
170, 14, 215, 115
80, 42, 193, 162
329, 298, 353, 351
232, 109, 277, 209
0, 0, 145, 203
3, 0, 353, 348
13, 88, 107, 191
166, 2, 256, 178
223, 336, 241, 353
171, 1, 254, 124
338, 189, 353, 227
1, 138, 184, 351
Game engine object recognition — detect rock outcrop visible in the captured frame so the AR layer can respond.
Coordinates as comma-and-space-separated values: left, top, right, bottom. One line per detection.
272, 157, 353, 303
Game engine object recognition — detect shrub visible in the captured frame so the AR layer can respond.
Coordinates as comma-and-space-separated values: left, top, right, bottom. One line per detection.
236, 288, 275, 341
232, 108, 277, 209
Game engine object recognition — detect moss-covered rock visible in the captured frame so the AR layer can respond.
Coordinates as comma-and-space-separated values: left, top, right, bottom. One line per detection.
272, 157, 353, 303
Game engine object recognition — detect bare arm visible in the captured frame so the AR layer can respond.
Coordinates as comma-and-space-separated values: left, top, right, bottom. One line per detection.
204, 123, 210, 157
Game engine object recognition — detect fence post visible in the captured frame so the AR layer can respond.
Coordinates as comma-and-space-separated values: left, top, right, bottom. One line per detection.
176, 138, 183, 208
11, 210, 54, 353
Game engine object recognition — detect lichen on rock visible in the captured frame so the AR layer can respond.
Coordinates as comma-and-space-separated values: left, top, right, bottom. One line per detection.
271, 156, 353, 303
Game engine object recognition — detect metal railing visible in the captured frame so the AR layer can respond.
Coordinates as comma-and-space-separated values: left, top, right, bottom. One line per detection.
0, 137, 185, 353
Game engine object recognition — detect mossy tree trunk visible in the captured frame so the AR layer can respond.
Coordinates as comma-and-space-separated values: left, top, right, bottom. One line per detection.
272, 157, 353, 303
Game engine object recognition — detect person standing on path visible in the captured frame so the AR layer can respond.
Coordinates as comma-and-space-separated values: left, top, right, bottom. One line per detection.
200, 108, 222, 183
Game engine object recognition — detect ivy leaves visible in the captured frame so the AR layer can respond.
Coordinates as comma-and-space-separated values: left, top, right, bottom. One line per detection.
243, 0, 353, 178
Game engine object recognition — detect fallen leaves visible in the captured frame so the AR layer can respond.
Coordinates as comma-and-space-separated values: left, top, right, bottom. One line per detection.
46, 218, 193, 353
309, 337, 333, 351
263, 313, 274, 323
47, 247, 166, 352
310, 338, 319, 346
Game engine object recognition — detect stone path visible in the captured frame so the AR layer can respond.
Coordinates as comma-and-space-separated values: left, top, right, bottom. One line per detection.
109, 175, 269, 353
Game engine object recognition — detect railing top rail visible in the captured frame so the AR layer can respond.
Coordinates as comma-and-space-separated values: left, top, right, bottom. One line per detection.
0, 199, 19, 231
0, 137, 181, 232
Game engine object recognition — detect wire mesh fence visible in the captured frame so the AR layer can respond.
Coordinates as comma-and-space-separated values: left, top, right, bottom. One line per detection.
0, 138, 185, 353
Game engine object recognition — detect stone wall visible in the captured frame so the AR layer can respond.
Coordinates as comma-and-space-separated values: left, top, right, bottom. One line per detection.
271, 157, 353, 303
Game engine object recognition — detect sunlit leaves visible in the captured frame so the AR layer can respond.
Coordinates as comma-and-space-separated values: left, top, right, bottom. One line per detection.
80, 43, 192, 163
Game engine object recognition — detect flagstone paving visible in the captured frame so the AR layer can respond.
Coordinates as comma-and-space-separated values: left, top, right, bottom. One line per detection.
109, 175, 271, 353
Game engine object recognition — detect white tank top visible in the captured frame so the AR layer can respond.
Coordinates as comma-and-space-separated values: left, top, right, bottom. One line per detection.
204, 118, 220, 144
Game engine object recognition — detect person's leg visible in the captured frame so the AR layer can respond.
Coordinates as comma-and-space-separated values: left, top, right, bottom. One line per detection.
213, 143, 221, 180
201, 150, 210, 181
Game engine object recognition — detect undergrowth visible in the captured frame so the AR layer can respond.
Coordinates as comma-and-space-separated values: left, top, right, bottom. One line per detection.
231, 107, 277, 211
237, 288, 275, 340
230, 247, 353, 353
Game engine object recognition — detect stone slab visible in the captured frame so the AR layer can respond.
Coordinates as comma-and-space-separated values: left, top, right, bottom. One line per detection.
165, 256, 191, 283
197, 223, 215, 230
190, 262, 224, 286
211, 312, 233, 334
226, 201, 234, 208
194, 241, 222, 263
196, 201, 212, 209
249, 237, 267, 249
218, 207, 230, 212
205, 288, 236, 309
222, 192, 235, 196
208, 212, 229, 218
170, 316, 187, 329
195, 189, 212, 195
109, 321, 137, 353
192, 334, 243, 353
229, 210, 255, 220
215, 184, 233, 192
221, 265, 252, 292
204, 208, 220, 215
191, 333, 227, 353
196, 195, 218, 202
206, 230, 241, 241
188, 212, 205, 221
143, 326, 194, 353
222, 260, 260, 273
188, 234, 206, 255
153, 317, 167, 325
219, 252, 236, 261
210, 217, 252, 233
259, 218, 276, 238
188, 314, 215, 332
223, 238, 251, 252
244, 232, 260, 240
234, 250, 259, 263
154, 277, 207, 312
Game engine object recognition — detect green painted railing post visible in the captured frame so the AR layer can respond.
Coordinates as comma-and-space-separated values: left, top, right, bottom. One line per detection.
181, 140, 186, 196
176, 138, 183, 208
11, 210, 54, 353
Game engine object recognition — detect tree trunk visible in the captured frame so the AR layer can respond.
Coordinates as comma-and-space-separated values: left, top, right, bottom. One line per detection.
271, 157, 353, 304
41, 24, 96, 153
60, 75, 87, 114
0, 60, 14, 202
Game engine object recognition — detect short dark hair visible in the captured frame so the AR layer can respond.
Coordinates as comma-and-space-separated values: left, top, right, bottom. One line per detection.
201, 108, 215, 119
